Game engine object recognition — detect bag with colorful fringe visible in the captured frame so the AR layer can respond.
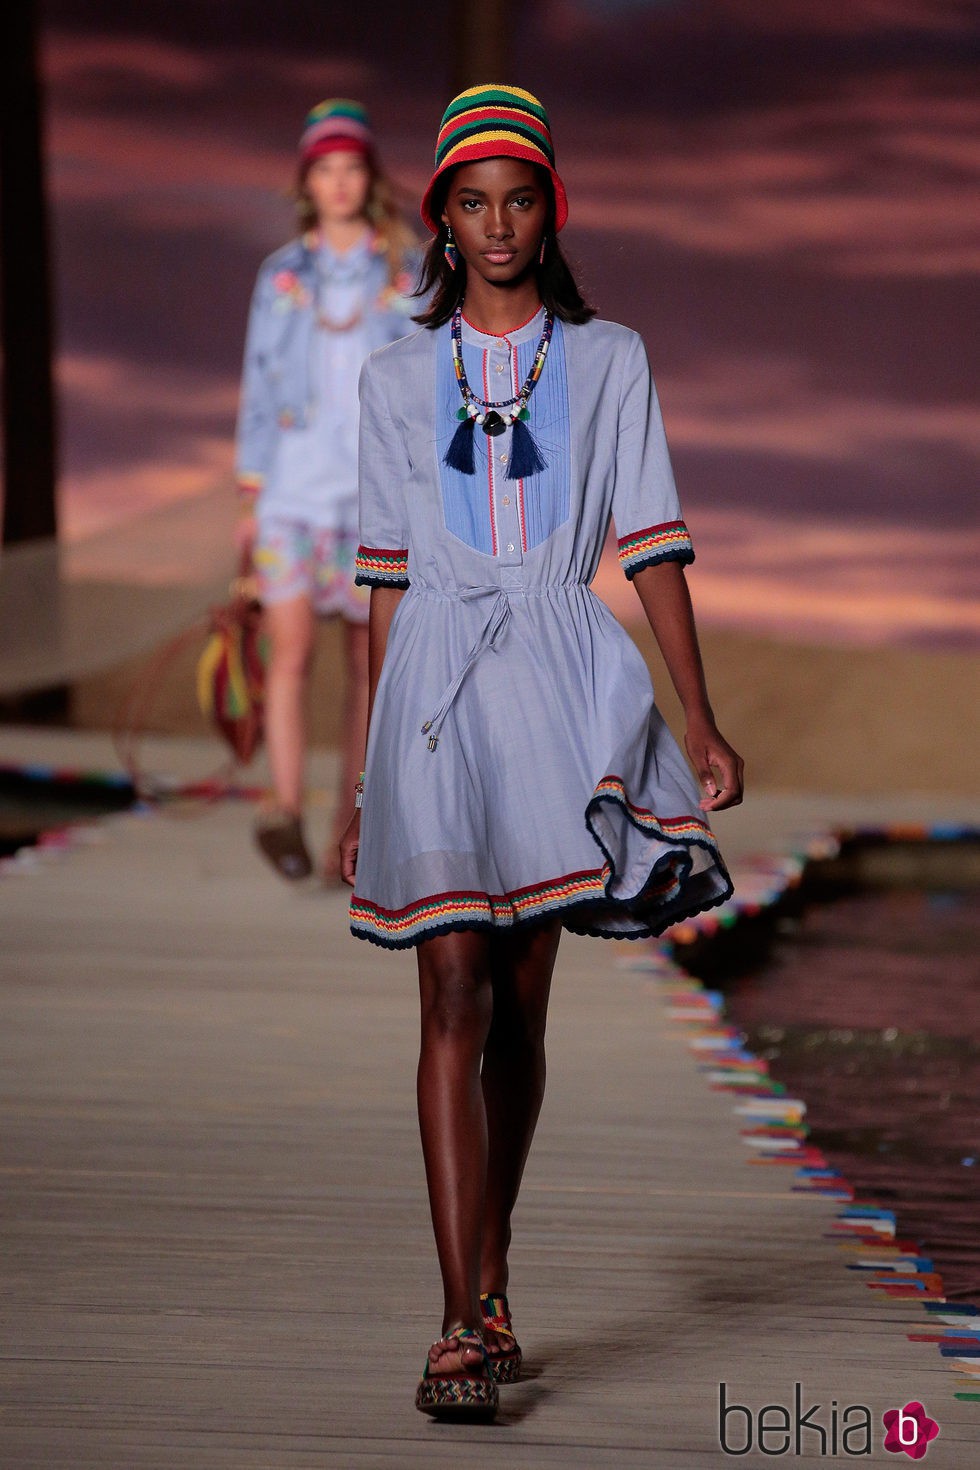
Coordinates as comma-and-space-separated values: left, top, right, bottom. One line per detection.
195, 572, 267, 764
113, 559, 268, 801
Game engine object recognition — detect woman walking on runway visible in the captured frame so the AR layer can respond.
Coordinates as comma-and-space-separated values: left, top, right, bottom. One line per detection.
235, 100, 418, 881
341, 84, 743, 1419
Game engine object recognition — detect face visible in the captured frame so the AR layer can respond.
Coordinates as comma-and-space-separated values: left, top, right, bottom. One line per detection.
303, 150, 372, 225
441, 157, 548, 283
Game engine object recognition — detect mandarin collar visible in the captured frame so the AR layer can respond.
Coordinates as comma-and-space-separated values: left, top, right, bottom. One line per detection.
459, 305, 547, 350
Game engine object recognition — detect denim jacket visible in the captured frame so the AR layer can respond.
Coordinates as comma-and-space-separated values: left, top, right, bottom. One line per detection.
235, 232, 422, 491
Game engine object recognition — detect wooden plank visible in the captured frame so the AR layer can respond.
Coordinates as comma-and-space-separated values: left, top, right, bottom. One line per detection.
0, 738, 974, 1465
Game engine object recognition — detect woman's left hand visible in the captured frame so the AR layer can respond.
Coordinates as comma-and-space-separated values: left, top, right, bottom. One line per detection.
685, 718, 744, 812
339, 810, 361, 887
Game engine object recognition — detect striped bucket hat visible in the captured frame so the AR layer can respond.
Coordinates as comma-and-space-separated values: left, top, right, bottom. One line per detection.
299, 99, 375, 166
420, 84, 568, 234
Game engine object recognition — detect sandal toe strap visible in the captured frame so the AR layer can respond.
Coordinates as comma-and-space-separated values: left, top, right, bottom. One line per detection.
429, 1326, 488, 1361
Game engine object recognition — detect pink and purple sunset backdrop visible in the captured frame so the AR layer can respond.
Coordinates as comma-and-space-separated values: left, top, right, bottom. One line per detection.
40, 0, 979, 647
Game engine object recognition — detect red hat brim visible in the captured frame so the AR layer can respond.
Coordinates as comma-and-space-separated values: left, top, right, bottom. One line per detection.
301, 136, 374, 167
420, 143, 568, 234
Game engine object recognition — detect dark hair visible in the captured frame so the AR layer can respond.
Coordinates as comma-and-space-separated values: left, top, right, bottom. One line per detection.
413, 163, 596, 328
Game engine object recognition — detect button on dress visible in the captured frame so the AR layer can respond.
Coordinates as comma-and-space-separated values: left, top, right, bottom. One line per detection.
351, 308, 733, 948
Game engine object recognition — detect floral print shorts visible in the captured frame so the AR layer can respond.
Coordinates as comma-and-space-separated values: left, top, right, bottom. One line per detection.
254, 517, 370, 623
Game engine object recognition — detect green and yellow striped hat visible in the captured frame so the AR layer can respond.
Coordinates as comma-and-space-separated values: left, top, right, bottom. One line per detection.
299, 98, 374, 165
420, 84, 568, 234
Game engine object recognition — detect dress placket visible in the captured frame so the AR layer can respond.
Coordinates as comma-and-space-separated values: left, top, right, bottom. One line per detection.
485, 335, 524, 572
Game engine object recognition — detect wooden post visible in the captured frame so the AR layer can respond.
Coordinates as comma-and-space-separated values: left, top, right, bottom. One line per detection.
451, 2, 514, 94
1, 0, 59, 547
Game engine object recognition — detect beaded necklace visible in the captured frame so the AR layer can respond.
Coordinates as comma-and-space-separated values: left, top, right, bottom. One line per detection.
443, 304, 553, 480
316, 303, 364, 333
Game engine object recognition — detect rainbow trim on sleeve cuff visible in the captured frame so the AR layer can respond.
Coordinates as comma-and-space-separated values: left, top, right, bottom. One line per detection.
237, 472, 264, 496
354, 545, 410, 588
617, 520, 694, 579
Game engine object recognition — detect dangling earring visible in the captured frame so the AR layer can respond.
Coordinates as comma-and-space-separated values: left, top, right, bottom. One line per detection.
539, 234, 548, 266
444, 225, 458, 271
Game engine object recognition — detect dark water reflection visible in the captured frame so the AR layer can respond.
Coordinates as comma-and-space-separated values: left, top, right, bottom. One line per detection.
722, 888, 980, 1304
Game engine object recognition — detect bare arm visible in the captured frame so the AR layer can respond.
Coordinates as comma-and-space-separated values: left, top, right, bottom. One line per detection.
366, 586, 406, 729
340, 584, 406, 885
631, 560, 744, 812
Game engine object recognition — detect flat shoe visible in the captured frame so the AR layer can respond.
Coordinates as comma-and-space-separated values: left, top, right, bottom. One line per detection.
253, 811, 313, 881
415, 1326, 498, 1420
480, 1292, 523, 1383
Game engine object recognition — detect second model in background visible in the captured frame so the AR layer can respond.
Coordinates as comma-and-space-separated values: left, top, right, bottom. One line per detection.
235, 98, 420, 881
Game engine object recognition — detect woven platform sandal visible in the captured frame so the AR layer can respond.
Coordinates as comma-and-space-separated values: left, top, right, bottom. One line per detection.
415, 1326, 499, 1420
480, 1292, 523, 1384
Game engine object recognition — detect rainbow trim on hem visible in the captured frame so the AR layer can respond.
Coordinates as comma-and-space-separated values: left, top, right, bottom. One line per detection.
584, 773, 731, 919
589, 775, 717, 849
352, 867, 609, 947
617, 521, 694, 579
354, 545, 410, 588
351, 778, 732, 949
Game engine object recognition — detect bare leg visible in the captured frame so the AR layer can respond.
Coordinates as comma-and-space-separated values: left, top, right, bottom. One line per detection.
481, 919, 562, 1296
262, 594, 315, 814
325, 617, 369, 876
415, 920, 561, 1374
416, 930, 494, 1371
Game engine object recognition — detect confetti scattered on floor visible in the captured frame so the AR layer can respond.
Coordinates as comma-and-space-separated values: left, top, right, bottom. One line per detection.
622, 825, 980, 1406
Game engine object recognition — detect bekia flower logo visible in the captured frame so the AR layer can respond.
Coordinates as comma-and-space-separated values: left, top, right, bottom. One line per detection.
882, 1401, 939, 1459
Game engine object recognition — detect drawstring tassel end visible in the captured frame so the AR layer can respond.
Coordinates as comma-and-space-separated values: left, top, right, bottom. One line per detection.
418, 590, 513, 757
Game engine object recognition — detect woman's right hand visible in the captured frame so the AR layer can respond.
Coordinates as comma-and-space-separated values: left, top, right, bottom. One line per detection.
339, 810, 361, 887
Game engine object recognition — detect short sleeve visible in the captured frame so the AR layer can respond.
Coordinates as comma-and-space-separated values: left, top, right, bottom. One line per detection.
612, 332, 694, 580
354, 355, 411, 589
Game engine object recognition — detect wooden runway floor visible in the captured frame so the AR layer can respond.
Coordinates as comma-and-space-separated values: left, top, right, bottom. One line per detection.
0, 732, 974, 1467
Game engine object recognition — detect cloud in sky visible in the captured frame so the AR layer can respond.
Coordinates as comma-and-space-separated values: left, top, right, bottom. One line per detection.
38, 15, 980, 649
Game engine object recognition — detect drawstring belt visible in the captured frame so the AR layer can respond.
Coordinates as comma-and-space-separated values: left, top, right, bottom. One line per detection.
421, 588, 512, 752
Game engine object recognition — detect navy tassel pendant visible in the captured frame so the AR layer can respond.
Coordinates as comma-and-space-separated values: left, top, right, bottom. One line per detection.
444, 415, 476, 475
447, 306, 555, 481
506, 417, 546, 480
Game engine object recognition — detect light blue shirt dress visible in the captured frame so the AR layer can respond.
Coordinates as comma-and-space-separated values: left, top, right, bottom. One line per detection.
350, 307, 733, 948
